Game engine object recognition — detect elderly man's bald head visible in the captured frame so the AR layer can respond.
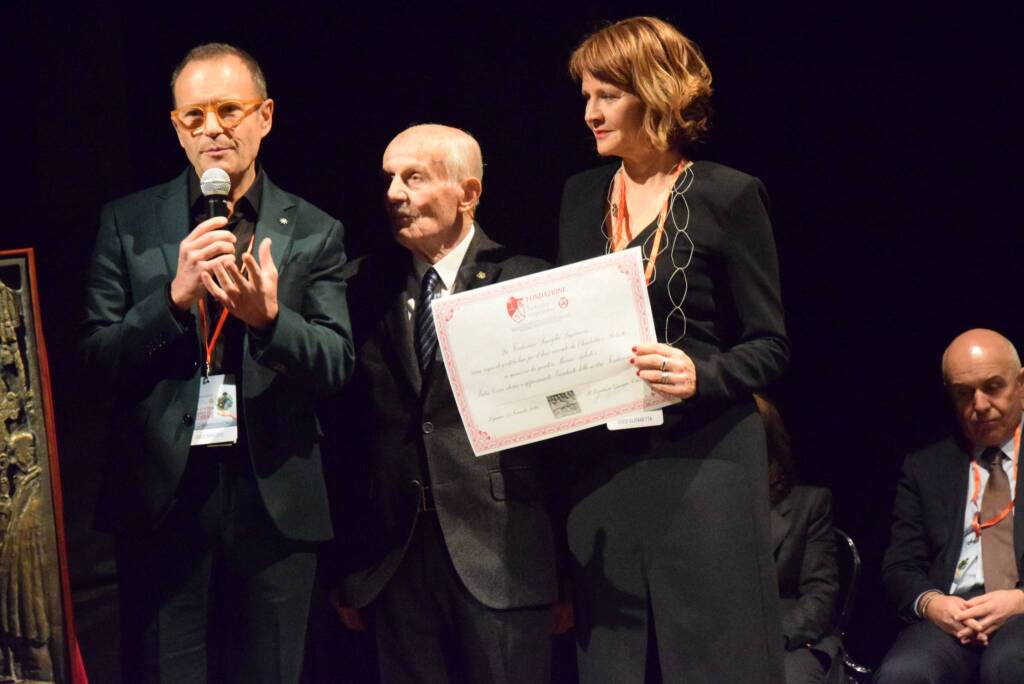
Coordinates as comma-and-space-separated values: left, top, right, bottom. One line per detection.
388, 124, 484, 185
942, 328, 1024, 447
382, 124, 485, 264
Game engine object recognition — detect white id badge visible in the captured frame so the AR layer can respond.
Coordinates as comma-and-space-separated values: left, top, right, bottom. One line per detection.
607, 409, 664, 431
190, 374, 239, 446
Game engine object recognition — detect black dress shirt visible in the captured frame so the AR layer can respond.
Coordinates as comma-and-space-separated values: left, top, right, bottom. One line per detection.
186, 169, 263, 377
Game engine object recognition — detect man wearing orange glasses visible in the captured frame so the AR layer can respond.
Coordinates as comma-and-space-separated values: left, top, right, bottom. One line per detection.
80, 43, 353, 683
878, 329, 1024, 683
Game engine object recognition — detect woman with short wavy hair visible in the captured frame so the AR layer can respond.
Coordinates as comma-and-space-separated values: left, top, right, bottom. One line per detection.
558, 16, 789, 682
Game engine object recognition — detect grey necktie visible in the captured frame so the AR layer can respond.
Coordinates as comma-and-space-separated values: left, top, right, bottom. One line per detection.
980, 447, 1018, 591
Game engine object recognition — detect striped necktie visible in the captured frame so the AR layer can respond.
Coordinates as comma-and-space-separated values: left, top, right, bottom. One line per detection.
415, 267, 442, 372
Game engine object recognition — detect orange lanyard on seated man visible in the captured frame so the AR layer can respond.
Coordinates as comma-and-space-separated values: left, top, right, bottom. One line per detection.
970, 422, 1021, 539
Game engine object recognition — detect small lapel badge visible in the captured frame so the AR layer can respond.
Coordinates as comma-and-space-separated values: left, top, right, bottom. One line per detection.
476, 271, 486, 280
279, 217, 288, 224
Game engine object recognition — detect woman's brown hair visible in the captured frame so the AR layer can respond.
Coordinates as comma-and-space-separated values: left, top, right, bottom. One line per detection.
570, 16, 713, 151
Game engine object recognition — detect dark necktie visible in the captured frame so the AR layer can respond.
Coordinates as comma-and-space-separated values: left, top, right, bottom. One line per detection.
415, 267, 442, 372
980, 447, 1018, 591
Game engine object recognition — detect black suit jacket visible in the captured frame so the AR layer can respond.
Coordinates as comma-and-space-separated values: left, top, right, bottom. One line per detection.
333, 228, 559, 610
80, 169, 353, 541
772, 485, 841, 658
881, 435, 1024, 622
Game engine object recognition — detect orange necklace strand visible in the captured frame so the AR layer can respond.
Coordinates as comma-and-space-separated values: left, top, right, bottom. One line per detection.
611, 159, 688, 284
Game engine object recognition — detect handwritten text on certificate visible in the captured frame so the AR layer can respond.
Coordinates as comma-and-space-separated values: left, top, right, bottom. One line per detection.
433, 248, 677, 456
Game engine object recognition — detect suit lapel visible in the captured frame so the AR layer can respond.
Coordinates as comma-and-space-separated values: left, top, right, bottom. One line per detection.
941, 439, 971, 584
770, 497, 792, 557
454, 227, 503, 294
155, 170, 192, 278
254, 174, 297, 275
421, 227, 504, 407
1015, 431, 1024, 567
383, 271, 422, 396
950, 443, 970, 527
152, 171, 202, 342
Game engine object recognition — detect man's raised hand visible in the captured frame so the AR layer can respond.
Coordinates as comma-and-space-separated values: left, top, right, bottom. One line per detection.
202, 237, 279, 330
170, 216, 235, 310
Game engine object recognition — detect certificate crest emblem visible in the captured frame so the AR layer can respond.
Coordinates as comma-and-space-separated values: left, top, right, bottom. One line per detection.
506, 296, 526, 322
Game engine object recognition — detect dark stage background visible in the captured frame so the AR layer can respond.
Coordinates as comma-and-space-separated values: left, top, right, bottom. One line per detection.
5, 1, 1022, 680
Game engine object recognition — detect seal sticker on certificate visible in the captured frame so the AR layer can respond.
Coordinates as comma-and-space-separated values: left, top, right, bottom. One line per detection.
433, 248, 677, 456
546, 390, 582, 418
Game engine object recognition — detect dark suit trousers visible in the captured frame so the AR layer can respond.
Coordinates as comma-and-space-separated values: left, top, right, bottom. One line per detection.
370, 513, 552, 684
875, 615, 1024, 684
784, 647, 828, 684
116, 445, 318, 684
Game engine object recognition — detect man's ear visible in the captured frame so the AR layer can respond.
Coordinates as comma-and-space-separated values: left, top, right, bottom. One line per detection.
171, 119, 187, 151
1015, 367, 1024, 396
259, 99, 275, 138
459, 177, 482, 214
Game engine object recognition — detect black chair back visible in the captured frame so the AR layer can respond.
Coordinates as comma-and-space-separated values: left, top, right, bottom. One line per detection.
830, 526, 873, 683
832, 526, 861, 638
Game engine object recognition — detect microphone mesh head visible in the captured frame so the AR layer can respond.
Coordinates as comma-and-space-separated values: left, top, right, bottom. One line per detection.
200, 168, 231, 197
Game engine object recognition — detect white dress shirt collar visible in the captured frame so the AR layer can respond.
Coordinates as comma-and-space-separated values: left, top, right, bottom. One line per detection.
971, 416, 1022, 463
412, 224, 476, 294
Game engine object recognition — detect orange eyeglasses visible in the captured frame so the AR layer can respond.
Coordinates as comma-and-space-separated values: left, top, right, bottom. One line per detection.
170, 99, 265, 134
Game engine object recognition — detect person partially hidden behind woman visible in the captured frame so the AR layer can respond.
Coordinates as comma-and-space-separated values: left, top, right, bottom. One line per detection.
558, 16, 789, 683
757, 395, 841, 684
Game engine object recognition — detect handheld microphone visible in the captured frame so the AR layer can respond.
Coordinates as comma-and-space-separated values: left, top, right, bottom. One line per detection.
200, 168, 231, 219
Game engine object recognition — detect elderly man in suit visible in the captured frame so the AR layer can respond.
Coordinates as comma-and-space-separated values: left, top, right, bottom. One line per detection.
877, 328, 1024, 683
333, 124, 559, 683
80, 43, 352, 683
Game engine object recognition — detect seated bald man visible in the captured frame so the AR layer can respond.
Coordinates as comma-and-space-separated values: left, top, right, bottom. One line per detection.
331, 124, 559, 683
877, 328, 1024, 683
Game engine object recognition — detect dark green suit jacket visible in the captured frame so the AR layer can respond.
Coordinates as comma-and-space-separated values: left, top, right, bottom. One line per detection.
80, 169, 353, 541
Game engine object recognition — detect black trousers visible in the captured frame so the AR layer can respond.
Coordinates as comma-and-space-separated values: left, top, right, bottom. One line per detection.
371, 513, 552, 684
568, 406, 784, 684
875, 614, 1024, 684
116, 446, 318, 684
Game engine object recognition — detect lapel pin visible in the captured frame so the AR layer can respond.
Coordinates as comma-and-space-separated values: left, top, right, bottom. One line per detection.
279, 217, 288, 224
476, 271, 486, 280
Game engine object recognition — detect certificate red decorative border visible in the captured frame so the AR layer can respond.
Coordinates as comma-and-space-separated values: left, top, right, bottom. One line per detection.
433, 249, 672, 455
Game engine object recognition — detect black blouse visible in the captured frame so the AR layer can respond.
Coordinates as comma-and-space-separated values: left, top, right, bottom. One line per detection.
558, 160, 788, 405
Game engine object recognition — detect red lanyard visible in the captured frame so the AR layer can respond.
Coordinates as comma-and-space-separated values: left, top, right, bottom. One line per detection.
197, 235, 255, 378
970, 422, 1020, 539
611, 160, 686, 284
